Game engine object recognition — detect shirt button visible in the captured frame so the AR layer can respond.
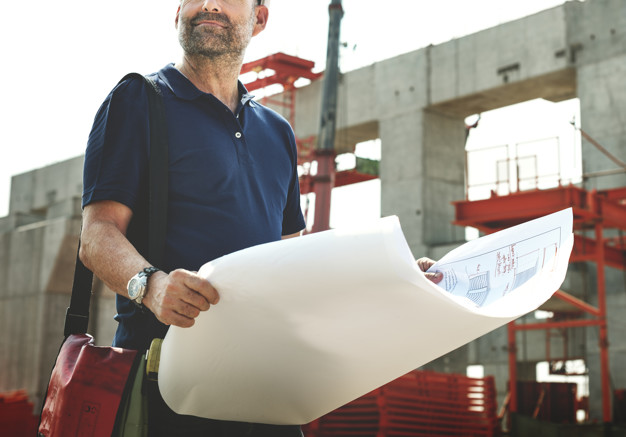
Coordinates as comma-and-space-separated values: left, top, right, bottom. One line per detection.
235, 132, 242, 138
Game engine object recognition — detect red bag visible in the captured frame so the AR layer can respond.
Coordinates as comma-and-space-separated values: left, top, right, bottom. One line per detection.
38, 334, 138, 437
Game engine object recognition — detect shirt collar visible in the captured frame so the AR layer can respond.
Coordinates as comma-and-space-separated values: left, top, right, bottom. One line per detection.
157, 63, 254, 105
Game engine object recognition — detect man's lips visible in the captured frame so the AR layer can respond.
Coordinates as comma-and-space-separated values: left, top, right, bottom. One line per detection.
191, 13, 229, 28
195, 20, 226, 28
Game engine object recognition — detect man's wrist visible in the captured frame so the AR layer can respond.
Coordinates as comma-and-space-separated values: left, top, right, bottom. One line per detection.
142, 270, 165, 312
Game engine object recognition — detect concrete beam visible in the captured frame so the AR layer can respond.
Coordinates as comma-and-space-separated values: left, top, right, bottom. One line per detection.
428, 69, 576, 118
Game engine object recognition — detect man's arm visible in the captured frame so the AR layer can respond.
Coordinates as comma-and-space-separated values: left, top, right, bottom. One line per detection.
281, 231, 301, 240
79, 200, 219, 327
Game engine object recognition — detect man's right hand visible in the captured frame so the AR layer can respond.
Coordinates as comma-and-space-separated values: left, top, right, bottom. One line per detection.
143, 269, 220, 328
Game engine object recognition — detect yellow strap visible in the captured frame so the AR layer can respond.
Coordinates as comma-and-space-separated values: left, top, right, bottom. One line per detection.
146, 338, 163, 381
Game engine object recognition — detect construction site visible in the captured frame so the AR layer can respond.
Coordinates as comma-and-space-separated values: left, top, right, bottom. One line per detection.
1, 0, 626, 435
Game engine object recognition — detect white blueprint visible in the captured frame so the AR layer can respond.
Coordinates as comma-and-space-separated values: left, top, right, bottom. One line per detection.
158, 212, 573, 425
428, 208, 573, 308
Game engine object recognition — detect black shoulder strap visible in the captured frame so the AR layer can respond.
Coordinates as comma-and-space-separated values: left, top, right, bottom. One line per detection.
64, 73, 169, 337
141, 74, 169, 268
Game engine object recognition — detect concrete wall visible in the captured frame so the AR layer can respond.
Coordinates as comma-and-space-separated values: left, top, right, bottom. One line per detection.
8, 156, 84, 215
428, 5, 575, 115
0, 157, 117, 410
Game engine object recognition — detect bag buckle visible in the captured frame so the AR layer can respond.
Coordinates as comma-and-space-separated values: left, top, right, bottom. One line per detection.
63, 308, 89, 337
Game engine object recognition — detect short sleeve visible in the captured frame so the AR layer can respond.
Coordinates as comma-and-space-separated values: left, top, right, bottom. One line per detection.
82, 77, 150, 211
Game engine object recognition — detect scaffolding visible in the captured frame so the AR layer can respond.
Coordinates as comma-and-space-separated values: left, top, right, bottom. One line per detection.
452, 184, 626, 422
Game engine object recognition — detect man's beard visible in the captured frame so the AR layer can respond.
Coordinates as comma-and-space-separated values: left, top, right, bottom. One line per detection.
178, 10, 255, 59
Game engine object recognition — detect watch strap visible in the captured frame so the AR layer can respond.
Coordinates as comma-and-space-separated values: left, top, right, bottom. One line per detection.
141, 266, 161, 278
131, 267, 161, 310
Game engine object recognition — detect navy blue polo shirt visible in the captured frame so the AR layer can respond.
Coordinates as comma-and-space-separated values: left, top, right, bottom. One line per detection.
83, 64, 306, 349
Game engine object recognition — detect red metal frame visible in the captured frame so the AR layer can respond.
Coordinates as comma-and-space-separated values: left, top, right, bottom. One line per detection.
0, 390, 38, 436
241, 53, 380, 232
453, 184, 626, 423
241, 52, 323, 92
303, 370, 499, 437
299, 169, 378, 194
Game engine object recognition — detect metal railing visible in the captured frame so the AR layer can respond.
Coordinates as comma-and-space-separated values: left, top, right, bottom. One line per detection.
466, 136, 581, 200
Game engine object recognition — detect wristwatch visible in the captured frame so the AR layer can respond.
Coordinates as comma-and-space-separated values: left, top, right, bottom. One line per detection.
127, 267, 160, 306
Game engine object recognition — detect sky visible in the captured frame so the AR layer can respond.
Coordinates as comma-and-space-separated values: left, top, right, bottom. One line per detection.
0, 0, 579, 222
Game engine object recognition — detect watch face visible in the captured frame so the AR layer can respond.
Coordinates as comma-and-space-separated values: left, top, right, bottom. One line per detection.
128, 278, 142, 300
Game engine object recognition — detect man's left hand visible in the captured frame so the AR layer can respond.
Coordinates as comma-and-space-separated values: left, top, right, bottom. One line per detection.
416, 257, 443, 284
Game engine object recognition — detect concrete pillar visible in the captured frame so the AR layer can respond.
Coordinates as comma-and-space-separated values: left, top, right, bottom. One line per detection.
475, 328, 510, 407
576, 13, 626, 416
578, 54, 626, 190
380, 109, 466, 258
422, 110, 467, 247
380, 110, 427, 257
573, 0, 626, 190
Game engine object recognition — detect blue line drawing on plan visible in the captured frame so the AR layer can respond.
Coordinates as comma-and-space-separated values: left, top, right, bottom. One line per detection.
466, 271, 490, 306
427, 212, 570, 308
441, 268, 458, 292
512, 249, 540, 291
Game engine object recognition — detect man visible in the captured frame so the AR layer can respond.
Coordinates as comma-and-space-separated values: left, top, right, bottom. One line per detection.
80, 0, 441, 435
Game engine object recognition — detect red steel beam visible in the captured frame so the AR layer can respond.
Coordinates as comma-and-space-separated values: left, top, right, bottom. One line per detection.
571, 234, 626, 270
596, 223, 612, 423
453, 185, 626, 234
553, 290, 601, 317
453, 185, 591, 231
512, 318, 601, 331
241, 52, 323, 92
507, 322, 517, 417
596, 191, 626, 229
241, 52, 318, 76
335, 169, 378, 187
299, 170, 378, 194
311, 151, 335, 233
598, 186, 626, 202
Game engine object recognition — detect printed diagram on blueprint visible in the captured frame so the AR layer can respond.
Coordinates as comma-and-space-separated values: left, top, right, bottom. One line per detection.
428, 209, 572, 308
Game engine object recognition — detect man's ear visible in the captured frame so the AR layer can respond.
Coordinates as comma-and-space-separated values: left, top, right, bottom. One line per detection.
175, 5, 181, 29
252, 5, 268, 37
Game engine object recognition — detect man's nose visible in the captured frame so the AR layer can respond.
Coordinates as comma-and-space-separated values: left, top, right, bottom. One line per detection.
202, 0, 221, 12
